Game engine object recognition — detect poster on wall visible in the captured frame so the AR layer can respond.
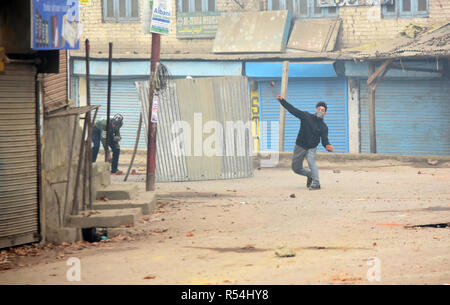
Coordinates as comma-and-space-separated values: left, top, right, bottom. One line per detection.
319, 0, 393, 7
150, 0, 172, 35
31, 0, 83, 50
79, 0, 91, 5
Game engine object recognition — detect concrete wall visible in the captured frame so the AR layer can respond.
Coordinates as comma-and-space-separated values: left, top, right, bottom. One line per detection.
75, 0, 450, 57
42, 115, 84, 243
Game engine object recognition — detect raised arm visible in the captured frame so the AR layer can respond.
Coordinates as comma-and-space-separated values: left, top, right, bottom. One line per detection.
276, 95, 307, 120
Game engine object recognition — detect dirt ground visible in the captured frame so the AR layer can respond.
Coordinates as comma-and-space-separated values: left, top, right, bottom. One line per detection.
0, 159, 449, 285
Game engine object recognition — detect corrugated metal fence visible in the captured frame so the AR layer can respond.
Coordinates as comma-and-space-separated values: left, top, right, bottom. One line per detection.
136, 76, 254, 182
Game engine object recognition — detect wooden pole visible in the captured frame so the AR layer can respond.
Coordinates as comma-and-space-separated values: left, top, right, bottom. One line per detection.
146, 33, 160, 191
368, 62, 377, 154
105, 42, 113, 162
279, 61, 289, 152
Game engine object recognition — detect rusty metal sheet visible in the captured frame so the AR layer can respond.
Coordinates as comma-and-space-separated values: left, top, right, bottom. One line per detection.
212, 11, 292, 53
287, 19, 342, 52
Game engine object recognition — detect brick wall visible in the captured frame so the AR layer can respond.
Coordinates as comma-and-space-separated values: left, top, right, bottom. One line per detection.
75, 0, 450, 57
338, 0, 450, 49
76, 0, 260, 57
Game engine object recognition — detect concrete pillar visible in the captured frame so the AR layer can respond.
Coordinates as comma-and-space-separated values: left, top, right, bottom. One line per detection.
347, 77, 360, 153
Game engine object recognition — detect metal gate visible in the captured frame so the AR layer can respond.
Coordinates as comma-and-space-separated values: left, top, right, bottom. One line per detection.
360, 79, 450, 155
89, 78, 147, 149
0, 63, 40, 248
259, 78, 348, 152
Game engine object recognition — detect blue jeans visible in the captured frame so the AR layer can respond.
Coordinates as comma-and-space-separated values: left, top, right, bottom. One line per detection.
291, 145, 319, 185
92, 128, 120, 173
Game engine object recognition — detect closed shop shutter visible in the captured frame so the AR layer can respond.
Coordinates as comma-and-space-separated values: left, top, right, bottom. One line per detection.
360, 79, 450, 155
259, 78, 348, 152
0, 64, 40, 248
90, 78, 147, 149
43, 50, 68, 113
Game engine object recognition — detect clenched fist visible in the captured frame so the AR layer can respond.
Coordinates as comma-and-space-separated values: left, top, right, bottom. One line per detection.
326, 144, 334, 152
276, 95, 284, 102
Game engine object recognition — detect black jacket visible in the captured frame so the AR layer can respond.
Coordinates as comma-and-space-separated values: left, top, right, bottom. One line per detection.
279, 99, 330, 150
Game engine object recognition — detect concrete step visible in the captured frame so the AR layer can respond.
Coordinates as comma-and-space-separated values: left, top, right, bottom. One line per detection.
95, 184, 139, 201
92, 191, 157, 215
66, 208, 142, 228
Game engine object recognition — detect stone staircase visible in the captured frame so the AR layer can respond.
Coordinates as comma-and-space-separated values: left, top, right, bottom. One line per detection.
66, 162, 156, 230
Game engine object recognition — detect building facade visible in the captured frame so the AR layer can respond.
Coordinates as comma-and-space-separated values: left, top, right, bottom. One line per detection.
71, 0, 450, 155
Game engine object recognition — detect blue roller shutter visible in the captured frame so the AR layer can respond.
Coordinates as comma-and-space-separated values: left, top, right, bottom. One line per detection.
90, 78, 147, 149
360, 79, 450, 155
259, 78, 348, 152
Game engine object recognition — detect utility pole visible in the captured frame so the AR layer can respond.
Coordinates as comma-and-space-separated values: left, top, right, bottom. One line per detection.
146, 33, 160, 191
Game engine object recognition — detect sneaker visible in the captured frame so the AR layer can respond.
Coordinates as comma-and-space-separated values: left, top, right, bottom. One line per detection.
306, 176, 313, 188
309, 183, 321, 190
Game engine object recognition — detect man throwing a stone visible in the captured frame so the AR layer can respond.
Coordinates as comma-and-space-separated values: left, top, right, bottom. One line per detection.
276, 95, 334, 190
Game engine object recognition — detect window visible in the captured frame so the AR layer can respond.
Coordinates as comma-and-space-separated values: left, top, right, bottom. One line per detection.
383, 0, 428, 18
268, 0, 338, 18
178, 0, 216, 12
103, 0, 140, 22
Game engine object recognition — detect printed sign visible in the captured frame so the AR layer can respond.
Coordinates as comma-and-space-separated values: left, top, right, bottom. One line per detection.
176, 11, 221, 39
150, 0, 171, 35
151, 93, 159, 123
31, 0, 82, 50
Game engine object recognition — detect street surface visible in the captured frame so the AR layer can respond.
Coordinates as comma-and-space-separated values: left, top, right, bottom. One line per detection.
1, 159, 449, 284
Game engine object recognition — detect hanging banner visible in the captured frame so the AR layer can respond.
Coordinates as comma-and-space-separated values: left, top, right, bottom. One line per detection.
31, 0, 82, 50
150, 0, 172, 35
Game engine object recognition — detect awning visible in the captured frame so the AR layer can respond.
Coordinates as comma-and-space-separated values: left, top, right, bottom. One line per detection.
245, 61, 337, 78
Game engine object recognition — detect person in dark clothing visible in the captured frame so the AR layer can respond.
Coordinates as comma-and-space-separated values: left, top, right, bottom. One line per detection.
276, 95, 334, 190
92, 114, 123, 173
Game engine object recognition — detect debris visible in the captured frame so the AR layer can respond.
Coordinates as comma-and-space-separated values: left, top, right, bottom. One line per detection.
275, 245, 296, 258
242, 244, 255, 249
143, 275, 156, 279
80, 210, 101, 217
289, 194, 296, 198
186, 232, 194, 237
115, 170, 123, 175
373, 242, 377, 247
138, 167, 146, 171
101, 196, 109, 202
400, 23, 427, 38
240, 201, 247, 205
333, 169, 341, 173
417, 171, 422, 174
427, 159, 438, 166
153, 228, 168, 233
331, 273, 362, 282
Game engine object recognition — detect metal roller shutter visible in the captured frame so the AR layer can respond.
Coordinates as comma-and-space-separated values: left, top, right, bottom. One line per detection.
43, 50, 68, 113
0, 63, 40, 248
259, 78, 348, 152
360, 79, 450, 155
90, 78, 147, 149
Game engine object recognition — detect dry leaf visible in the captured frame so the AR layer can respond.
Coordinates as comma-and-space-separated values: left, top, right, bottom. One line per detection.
144, 275, 156, 279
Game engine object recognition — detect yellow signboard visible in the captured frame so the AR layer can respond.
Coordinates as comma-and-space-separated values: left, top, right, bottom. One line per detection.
250, 84, 260, 152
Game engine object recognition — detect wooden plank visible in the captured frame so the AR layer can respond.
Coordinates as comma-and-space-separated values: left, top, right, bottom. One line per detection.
367, 59, 394, 86
279, 61, 289, 152
368, 63, 377, 154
